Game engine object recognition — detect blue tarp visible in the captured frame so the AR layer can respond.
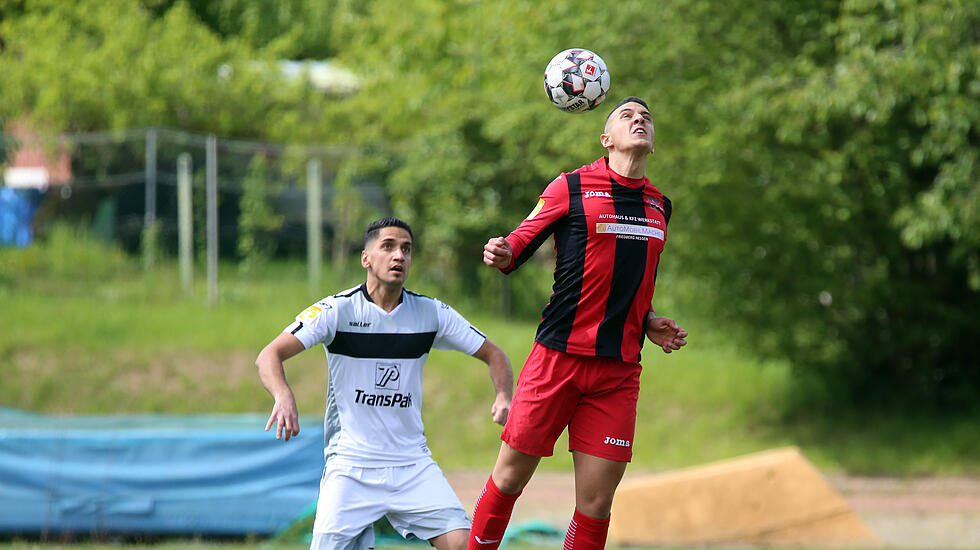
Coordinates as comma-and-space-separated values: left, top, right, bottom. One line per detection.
0, 187, 44, 247
0, 408, 324, 535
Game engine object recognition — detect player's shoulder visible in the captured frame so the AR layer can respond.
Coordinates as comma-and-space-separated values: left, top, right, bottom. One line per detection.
644, 189, 672, 225
403, 288, 433, 300
332, 284, 363, 300
404, 288, 445, 308
405, 289, 456, 312
569, 156, 608, 176
315, 284, 363, 313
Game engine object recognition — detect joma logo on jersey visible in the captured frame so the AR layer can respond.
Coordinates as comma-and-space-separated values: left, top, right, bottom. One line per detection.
375, 363, 400, 390
584, 190, 612, 199
603, 436, 631, 447
354, 389, 413, 408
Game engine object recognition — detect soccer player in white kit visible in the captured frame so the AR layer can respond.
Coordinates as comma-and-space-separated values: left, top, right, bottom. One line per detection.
256, 217, 514, 550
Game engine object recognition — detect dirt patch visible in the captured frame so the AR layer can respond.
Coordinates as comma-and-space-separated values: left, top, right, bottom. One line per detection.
447, 471, 980, 548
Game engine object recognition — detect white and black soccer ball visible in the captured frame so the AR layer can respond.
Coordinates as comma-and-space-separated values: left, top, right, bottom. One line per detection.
543, 48, 610, 113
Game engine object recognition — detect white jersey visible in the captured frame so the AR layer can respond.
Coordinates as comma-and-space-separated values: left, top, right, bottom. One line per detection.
285, 284, 486, 467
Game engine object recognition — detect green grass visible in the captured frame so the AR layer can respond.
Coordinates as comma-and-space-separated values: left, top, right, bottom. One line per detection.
1, 229, 979, 475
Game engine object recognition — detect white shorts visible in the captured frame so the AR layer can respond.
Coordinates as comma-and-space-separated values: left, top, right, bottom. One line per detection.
310, 457, 470, 550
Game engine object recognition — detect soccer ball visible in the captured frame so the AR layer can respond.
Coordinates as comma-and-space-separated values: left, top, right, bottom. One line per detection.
543, 48, 610, 113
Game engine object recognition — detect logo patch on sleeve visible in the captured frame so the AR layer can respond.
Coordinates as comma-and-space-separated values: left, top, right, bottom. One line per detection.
526, 199, 545, 220
299, 305, 323, 321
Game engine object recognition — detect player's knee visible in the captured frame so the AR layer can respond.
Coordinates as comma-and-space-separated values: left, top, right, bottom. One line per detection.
447, 532, 468, 550
491, 444, 539, 494
576, 493, 615, 519
430, 528, 468, 550
491, 467, 531, 494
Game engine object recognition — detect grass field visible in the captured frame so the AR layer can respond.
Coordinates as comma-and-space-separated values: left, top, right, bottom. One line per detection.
1, 227, 979, 475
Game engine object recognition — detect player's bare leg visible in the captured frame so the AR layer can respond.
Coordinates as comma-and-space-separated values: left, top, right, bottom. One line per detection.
492, 441, 540, 493
563, 451, 628, 550
430, 528, 468, 550
571, 451, 627, 518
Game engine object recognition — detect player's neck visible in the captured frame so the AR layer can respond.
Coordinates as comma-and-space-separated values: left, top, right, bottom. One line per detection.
364, 278, 403, 312
608, 151, 648, 179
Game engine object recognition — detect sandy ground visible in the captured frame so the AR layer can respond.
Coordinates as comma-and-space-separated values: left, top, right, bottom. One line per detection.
446, 471, 980, 549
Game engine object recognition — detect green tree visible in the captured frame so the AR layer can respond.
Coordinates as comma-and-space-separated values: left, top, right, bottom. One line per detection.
673, 0, 980, 408
237, 153, 283, 273
0, 0, 332, 139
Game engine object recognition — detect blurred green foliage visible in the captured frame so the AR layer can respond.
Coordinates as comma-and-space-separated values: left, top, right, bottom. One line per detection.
1, 0, 977, 409
663, 0, 980, 410
237, 153, 284, 274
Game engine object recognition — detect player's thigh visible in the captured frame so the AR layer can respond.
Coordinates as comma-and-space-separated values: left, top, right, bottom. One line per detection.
312, 462, 386, 538
428, 528, 469, 550
386, 460, 470, 542
567, 362, 640, 462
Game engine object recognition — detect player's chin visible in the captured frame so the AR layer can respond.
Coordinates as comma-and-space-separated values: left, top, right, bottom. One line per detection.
619, 140, 652, 155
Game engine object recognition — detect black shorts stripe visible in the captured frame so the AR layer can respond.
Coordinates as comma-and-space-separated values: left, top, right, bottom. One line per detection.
327, 331, 437, 359
535, 173, 586, 352
596, 180, 649, 360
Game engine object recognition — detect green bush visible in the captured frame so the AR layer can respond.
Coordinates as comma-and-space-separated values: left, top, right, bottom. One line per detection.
0, 223, 135, 284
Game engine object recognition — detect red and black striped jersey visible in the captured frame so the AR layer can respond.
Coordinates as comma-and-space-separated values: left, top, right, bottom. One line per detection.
502, 156, 671, 363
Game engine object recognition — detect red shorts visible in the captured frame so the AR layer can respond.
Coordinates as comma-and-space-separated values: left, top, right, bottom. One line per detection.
501, 342, 641, 462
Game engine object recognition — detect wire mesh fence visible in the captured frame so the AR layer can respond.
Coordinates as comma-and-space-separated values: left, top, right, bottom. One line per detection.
1, 127, 387, 303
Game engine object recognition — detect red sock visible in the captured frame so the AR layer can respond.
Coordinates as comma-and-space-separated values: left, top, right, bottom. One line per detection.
563, 508, 611, 550
468, 476, 521, 550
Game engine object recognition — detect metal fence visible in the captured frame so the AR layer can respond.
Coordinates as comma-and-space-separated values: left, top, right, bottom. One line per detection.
0, 127, 386, 305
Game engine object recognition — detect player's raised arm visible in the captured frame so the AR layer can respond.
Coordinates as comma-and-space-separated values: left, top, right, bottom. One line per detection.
255, 333, 306, 441
471, 338, 513, 426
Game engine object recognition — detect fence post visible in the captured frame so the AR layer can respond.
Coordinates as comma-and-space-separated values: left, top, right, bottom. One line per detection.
143, 128, 158, 269
307, 158, 322, 297
177, 153, 193, 296
206, 135, 219, 308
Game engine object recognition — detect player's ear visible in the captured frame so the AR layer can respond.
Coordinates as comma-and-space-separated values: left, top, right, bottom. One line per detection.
600, 132, 613, 149
361, 250, 370, 269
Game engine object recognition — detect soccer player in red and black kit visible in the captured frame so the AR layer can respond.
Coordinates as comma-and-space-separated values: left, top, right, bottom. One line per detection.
468, 97, 688, 550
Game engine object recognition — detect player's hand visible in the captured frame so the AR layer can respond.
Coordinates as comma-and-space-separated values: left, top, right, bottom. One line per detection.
646, 316, 688, 354
491, 393, 511, 426
483, 237, 513, 269
265, 392, 300, 441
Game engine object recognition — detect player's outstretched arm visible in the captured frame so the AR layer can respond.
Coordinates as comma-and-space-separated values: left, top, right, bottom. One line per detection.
483, 237, 513, 270
645, 312, 688, 354
255, 333, 306, 441
471, 338, 514, 426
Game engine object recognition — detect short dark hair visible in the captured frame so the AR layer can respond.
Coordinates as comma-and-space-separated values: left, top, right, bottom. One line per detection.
364, 217, 414, 248
605, 96, 650, 125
